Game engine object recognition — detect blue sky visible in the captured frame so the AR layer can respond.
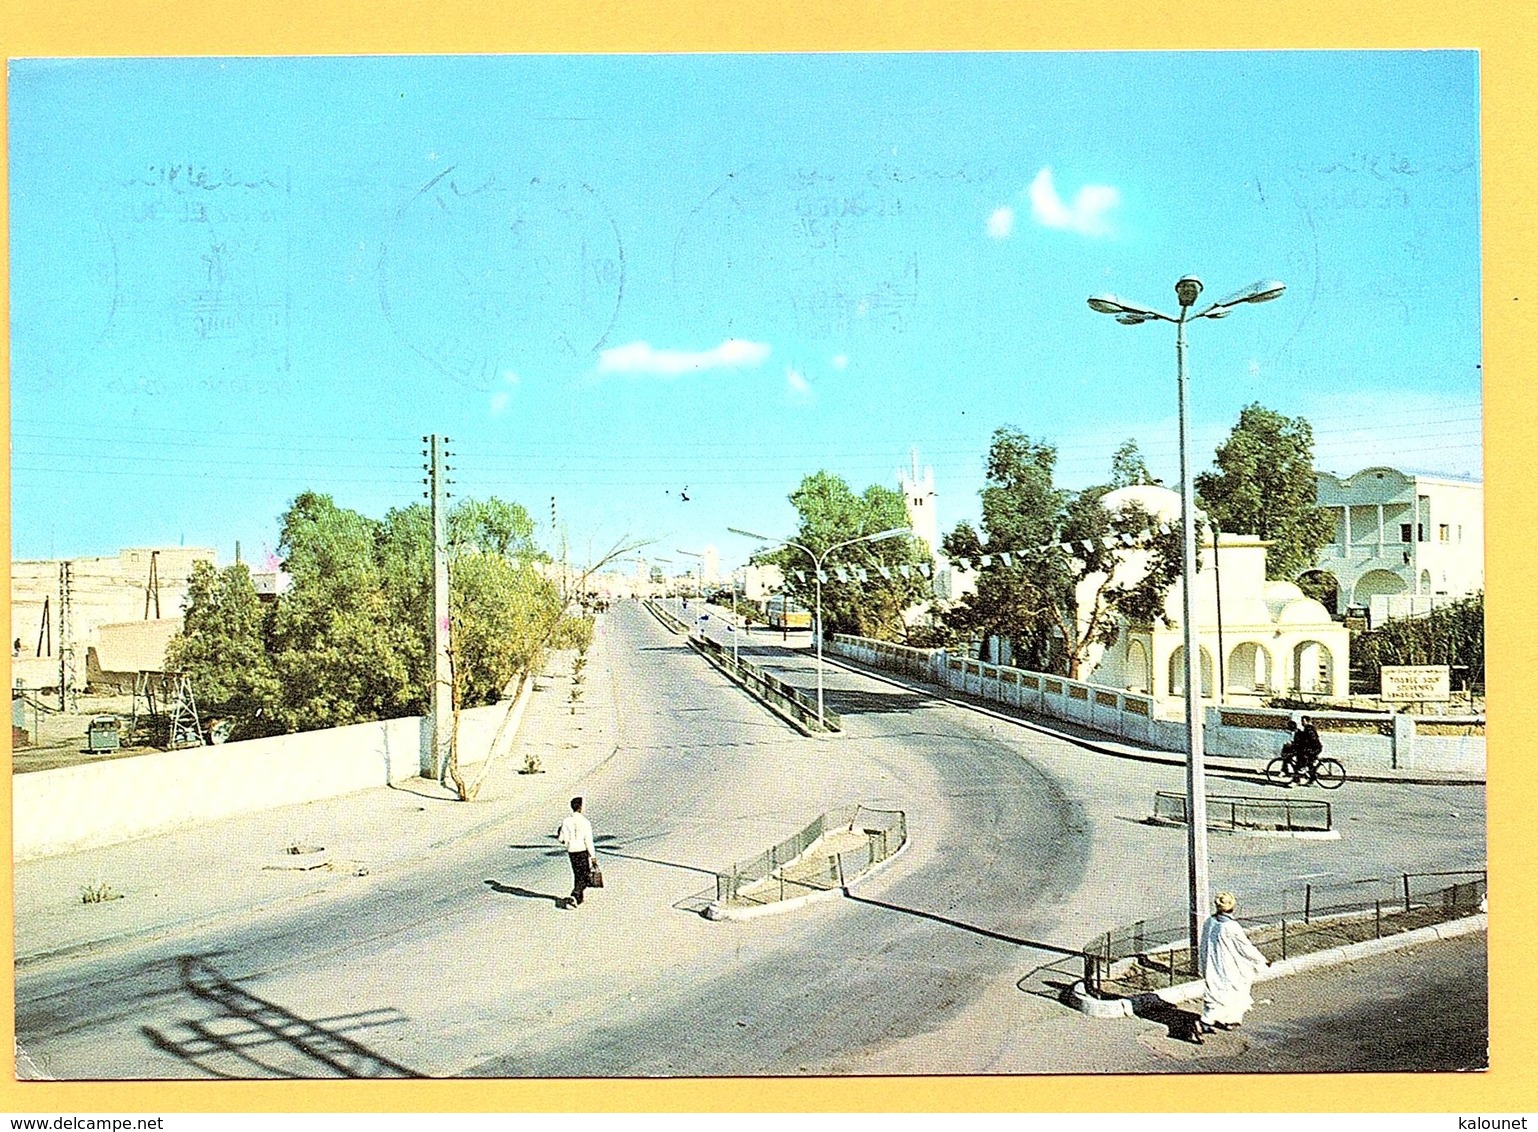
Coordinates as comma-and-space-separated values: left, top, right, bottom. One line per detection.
9, 52, 1481, 573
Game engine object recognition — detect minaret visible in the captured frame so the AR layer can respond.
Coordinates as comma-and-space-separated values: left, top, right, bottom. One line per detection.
898, 448, 939, 556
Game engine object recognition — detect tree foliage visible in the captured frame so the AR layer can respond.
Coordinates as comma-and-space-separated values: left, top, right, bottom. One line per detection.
1352, 593, 1485, 690
941, 428, 1184, 678
757, 470, 930, 641
167, 490, 570, 740
165, 561, 281, 738
1194, 403, 1331, 580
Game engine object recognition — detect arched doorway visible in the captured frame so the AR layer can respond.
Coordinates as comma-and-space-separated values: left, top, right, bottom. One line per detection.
1352, 569, 1407, 607
1168, 645, 1214, 699
1291, 640, 1335, 695
1227, 642, 1274, 696
1126, 639, 1151, 694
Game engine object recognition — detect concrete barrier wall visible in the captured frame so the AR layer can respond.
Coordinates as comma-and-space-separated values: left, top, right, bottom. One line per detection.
14, 699, 522, 860
829, 635, 1484, 776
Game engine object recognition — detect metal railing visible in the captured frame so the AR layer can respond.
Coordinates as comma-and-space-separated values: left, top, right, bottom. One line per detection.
1080, 868, 1486, 995
715, 804, 907, 908
692, 628, 842, 733
1152, 791, 1332, 833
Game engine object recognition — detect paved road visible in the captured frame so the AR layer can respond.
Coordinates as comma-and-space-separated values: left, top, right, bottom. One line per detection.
13, 602, 1487, 1078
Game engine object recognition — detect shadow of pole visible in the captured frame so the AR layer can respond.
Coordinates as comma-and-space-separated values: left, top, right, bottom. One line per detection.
142, 956, 421, 1078
843, 893, 1083, 956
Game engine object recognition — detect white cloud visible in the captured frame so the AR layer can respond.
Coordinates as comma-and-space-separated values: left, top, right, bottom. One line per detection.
1028, 167, 1119, 237
786, 366, 813, 402
596, 338, 771, 377
490, 370, 519, 415
986, 206, 1016, 239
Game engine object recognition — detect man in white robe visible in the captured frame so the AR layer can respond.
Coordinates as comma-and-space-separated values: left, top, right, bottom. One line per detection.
1198, 891, 1271, 1034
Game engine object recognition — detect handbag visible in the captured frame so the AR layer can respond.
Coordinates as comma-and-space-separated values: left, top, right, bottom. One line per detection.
588, 853, 605, 888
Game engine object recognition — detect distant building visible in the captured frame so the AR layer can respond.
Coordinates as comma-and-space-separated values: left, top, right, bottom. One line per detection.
1311, 467, 1483, 624
10, 547, 217, 691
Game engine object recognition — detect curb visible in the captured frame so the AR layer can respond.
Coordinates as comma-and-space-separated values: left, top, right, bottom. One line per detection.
704, 837, 909, 923
1066, 911, 1487, 1017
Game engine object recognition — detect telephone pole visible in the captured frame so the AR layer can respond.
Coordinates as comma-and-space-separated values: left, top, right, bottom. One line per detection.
424, 435, 454, 780
58, 562, 77, 711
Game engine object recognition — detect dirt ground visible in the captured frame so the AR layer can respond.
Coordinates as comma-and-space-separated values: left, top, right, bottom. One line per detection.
9, 691, 162, 773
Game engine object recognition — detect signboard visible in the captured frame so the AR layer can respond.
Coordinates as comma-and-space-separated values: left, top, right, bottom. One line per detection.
1380, 664, 1451, 702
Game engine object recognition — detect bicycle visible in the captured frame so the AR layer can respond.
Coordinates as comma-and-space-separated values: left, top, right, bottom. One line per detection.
1264, 751, 1346, 789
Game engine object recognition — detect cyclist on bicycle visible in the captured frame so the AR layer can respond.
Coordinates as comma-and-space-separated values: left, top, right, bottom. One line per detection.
1281, 716, 1323, 784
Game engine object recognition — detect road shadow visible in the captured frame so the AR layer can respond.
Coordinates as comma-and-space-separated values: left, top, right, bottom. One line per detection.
141, 955, 419, 1078
846, 892, 1081, 955
1017, 954, 1093, 1004
1130, 993, 1206, 1044
484, 880, 566, 906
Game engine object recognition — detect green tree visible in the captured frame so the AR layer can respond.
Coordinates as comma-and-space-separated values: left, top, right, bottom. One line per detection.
268, 492, 417, 730
942, 429, 1183, 677
1352, 592, 1485, 694
1195, 403, 1331, 580
165, 561, 281, 738
1110, 439, 1156, 488
758, 470, 929, 641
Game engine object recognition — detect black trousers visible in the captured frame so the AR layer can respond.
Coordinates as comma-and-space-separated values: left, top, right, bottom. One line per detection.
568, 851, 593, 903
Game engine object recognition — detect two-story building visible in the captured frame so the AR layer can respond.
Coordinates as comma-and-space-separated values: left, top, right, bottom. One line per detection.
1310, 467, 1483, 624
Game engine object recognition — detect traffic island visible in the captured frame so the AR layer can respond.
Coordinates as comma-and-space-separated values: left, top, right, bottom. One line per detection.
1144, 790, 1341, 840
704, 804, 906, 921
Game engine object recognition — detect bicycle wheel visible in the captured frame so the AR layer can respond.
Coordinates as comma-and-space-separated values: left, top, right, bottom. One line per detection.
1314, 758, 1346, 789
1264, 757, 1292, 787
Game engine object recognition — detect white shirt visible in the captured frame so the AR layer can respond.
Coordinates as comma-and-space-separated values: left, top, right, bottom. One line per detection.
557, 811, 594, 855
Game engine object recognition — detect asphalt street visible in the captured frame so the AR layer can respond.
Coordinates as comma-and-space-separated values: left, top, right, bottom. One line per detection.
12, 601, 1489, 1078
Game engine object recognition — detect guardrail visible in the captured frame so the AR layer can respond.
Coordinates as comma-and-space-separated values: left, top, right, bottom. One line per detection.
646, 600, 840, 733
1081, 868, 1487, 995
643, 599, 692, 635
714, 804, 907, 909
1151, 790, 1332, 833
691, 630, 841, 734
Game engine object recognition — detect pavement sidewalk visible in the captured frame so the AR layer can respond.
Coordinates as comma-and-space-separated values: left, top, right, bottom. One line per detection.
12, 627, 625, 968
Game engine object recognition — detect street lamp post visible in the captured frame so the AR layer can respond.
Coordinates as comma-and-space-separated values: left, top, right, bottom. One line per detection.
677, 549, 705, 639
1087, 275, 1285, 961
729, 525, 910, 727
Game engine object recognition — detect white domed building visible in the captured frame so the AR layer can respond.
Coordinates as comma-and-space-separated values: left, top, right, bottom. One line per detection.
1079, 485, 1349, 706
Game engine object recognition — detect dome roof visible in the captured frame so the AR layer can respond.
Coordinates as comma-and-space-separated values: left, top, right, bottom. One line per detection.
1263, 580, 1333, 624
1100, 484, 1197, 526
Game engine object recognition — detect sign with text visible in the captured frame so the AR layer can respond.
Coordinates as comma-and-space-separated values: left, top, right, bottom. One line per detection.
1380, 664, 1451, 702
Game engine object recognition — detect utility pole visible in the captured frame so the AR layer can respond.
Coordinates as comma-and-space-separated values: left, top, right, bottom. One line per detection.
58, 562, 77, 712
424, 435, 453, 781
144, 549, 161, 620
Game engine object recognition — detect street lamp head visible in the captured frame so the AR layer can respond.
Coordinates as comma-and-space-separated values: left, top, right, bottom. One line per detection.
728, 527, 774, 542
1227, 279, 1286, 305
1175, 275, 1204, 308
1087, 294, 1125, 314
863, 527, 911, 543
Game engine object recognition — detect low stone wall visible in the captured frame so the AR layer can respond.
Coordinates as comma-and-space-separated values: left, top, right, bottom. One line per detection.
829, 635, 1484, 776
13, 699, 523, 860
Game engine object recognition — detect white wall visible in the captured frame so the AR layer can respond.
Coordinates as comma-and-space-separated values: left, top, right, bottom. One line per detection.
13, 696, 527, 860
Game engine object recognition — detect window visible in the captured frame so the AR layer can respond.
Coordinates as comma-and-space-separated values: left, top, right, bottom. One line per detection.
1400, 523, 1413, 543
1439, 524, 1450, 542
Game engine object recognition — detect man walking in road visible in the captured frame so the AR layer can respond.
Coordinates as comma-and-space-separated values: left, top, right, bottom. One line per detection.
556, 796, 597, 908
1195, 891, 1271, 1040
